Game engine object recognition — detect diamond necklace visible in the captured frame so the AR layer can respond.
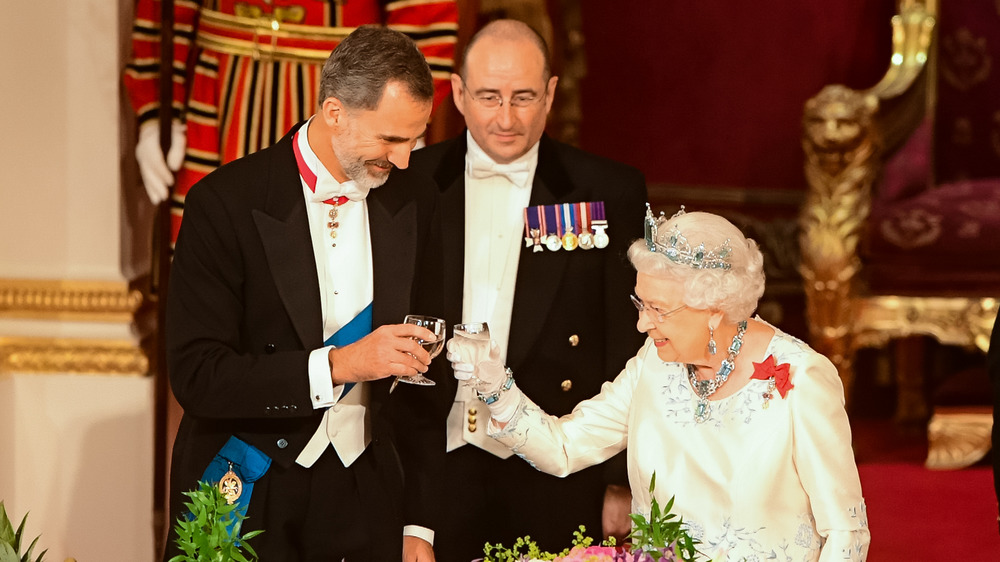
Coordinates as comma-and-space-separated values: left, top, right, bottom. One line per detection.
687, 320, 748, 423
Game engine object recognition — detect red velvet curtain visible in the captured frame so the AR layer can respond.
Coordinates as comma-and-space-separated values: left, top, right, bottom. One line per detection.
578, 0, 895, 190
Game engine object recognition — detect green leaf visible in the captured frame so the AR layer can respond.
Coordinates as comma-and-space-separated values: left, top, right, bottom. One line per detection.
22, 536, 43, 562
167, 481, 264, 561
0, 543, 18, 562
12, 513, 26, 552
0, 502, 15, 545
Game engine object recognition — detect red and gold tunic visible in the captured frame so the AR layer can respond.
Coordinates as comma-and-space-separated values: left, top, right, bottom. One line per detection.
124, 0, 458, 243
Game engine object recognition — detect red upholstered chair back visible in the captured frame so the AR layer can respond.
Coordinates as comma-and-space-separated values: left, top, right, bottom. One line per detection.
799, 0, 998, 470
864, 1, 1000, 296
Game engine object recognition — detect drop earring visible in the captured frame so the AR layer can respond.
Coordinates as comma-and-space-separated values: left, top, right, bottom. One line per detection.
708, 326, 717, 355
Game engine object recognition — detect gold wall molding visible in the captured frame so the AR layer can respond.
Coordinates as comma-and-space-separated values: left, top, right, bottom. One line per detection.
0, 336, 148, 376
0, 278, 149, 376
0, 278, 143, 322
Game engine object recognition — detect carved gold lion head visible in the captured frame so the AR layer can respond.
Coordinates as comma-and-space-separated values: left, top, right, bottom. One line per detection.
803, 85, 879, 178
803, 85, 878, 153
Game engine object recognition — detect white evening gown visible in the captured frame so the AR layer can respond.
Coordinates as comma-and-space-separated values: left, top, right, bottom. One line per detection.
489, 321, 870, 562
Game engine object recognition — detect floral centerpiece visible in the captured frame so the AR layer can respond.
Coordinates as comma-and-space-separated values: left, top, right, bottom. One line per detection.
478, 475, 705, 562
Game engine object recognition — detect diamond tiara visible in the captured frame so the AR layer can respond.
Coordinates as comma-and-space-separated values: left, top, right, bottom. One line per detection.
644, 204, 733, 270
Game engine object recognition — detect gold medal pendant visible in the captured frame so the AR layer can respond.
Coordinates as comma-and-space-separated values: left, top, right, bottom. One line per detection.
218, 461, 243, 505
327, 204, 342, 248
560, 203, 578, 251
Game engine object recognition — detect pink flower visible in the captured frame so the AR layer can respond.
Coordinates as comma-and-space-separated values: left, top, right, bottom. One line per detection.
554, 545, 618, 562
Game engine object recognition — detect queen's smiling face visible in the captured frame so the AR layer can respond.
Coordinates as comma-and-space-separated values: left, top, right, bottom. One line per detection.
633, 272, 713, 365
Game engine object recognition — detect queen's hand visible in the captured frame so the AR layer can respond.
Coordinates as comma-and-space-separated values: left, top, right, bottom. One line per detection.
446, 337, 520, 423
446, 337, 506, 392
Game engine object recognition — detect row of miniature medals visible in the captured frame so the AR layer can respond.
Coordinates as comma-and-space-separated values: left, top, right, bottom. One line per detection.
523, 202, 609, 252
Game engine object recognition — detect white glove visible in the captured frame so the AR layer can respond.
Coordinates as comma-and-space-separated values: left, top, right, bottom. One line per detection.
135, 120, 187, 205
446, 338, 520, 423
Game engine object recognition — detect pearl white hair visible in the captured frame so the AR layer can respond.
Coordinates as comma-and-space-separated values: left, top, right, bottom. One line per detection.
627, 210, 765, 322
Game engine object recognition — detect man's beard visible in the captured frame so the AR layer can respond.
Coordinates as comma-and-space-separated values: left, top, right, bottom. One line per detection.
331, 124, 393, 192
341, 154, 393, 192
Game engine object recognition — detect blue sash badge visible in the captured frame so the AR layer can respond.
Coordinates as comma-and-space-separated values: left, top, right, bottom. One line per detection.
196, 436, 272, 533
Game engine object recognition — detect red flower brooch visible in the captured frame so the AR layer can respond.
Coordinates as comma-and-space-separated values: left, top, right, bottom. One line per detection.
750, 354, 793, 408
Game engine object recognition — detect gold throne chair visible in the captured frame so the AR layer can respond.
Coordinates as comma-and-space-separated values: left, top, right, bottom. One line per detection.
799, 0, 1000, 469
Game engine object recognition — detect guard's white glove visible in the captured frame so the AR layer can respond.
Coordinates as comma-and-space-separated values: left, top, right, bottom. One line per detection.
446, 338, 520, 423
135, 120, 187, 205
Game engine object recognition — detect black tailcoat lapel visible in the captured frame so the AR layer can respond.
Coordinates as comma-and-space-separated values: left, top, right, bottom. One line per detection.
253, 125, 419, 350
432, 135, 472, 329
431, 134, 577, 372
368, 179, 418, 328
506, 136, 575, 371
252, 133, 324, 349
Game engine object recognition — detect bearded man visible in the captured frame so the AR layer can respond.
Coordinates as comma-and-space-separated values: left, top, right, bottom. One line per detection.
164, 26, 440, 561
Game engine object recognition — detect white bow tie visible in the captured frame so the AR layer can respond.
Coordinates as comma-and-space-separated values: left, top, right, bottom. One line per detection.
468, 160, 532, 187
310, 176, 370, 204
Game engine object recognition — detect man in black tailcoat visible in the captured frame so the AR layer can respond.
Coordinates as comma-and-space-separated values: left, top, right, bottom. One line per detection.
165, 26, 440, 561
393, 19, 648, 561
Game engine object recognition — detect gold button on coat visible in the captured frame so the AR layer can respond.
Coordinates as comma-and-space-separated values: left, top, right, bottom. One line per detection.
568, 334, 580, 346
561, 379, 573, 391
468, 423, 477, 432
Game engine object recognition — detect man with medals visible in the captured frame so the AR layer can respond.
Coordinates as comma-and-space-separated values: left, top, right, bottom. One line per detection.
164, 27, 441, 561
394, 19, 648, 562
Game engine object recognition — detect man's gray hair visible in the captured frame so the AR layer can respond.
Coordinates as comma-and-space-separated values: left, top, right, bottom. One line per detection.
319, 25, 434, 110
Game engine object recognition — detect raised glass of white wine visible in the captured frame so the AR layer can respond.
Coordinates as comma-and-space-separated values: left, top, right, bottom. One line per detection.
452, 322, 491, 377
393, 314, 446, 389
454, 322, 490, 341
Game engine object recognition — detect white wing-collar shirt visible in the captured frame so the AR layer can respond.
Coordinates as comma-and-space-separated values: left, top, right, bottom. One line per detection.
488, 320, 871, 561
295, 118, 374, 470
446, 131, 538, 453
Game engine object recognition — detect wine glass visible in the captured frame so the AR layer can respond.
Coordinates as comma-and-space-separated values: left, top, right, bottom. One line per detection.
392, 314, 446, 389
454, 321, 490, 345
452, 322, 491, 387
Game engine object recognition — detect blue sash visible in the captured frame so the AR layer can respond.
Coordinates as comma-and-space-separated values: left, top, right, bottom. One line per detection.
193, 303, 373, 533
326, 302, 374, 399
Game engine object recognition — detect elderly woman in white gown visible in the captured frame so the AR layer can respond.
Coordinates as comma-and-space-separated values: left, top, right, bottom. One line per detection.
447, 206, 870, 562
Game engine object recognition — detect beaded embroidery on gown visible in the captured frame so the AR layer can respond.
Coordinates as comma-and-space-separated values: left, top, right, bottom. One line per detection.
490, 320, 870, 561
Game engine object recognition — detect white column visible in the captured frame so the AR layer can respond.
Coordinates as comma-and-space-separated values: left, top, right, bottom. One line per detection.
0, 1, 155, 560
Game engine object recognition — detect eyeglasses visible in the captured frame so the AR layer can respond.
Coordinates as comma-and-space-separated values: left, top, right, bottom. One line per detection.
461, 78, 544, 109
630, 294, 687, 323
